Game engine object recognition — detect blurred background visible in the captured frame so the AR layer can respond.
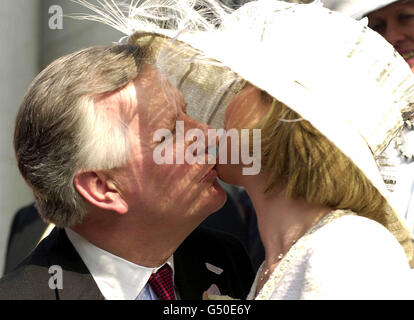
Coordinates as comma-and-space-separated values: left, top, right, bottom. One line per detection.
0, 0, 123, 274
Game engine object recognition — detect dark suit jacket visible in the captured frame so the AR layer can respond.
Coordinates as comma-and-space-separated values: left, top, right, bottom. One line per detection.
3, 204, 49, 275
0, 226, 254, 300
5, 193, 264, 276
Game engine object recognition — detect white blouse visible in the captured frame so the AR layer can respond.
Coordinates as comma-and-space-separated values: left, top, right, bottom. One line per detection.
247, 210, 414, 300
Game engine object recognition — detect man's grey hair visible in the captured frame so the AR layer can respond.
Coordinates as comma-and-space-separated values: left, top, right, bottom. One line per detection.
14, 44, 146, 227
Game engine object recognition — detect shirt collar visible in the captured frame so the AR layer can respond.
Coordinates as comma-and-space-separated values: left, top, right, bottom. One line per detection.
65, 228, 175, 300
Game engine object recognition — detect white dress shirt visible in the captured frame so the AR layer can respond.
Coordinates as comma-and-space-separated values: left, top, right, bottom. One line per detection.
65, 228, 176, 300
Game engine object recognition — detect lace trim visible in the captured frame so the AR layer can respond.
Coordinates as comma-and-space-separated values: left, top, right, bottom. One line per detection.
248, 209, 356, 300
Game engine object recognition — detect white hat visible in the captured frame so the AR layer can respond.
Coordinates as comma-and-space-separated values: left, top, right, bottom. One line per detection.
322, 0, 400, 19
73, 0, 414, 265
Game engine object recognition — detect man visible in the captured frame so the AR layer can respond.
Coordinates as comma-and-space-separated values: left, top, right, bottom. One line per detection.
0, 44, 254, 299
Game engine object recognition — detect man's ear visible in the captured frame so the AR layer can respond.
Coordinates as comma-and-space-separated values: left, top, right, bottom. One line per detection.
74, 171, 128, 215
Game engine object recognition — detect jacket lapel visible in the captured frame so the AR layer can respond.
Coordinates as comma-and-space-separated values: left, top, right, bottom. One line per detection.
173, 228, 229, 300
174, 249, 219, 299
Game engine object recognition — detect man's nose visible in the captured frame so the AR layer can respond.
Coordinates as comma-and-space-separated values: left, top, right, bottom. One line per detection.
198, 121, 218, 149
187, 117, 219, 156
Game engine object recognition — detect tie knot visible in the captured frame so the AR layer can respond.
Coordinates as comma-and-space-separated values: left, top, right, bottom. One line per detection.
148, 264, 176, 300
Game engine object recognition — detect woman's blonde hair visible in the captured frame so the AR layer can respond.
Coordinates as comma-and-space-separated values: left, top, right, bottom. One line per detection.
256, 93, 387, 219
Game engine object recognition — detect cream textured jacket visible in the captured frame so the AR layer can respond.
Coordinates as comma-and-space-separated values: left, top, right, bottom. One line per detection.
248, 211, 414, 300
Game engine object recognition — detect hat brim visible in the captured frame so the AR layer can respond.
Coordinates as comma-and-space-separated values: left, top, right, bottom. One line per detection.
323, 0, 400, 19
353, 0, 400, 19
128, 32, 245, 129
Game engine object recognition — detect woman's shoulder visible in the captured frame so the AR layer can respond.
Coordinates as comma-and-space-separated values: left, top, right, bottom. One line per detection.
293, 214, 414, 299
258, 213, 414, 299
306, 214, 407, 264
309, 213, 399, 244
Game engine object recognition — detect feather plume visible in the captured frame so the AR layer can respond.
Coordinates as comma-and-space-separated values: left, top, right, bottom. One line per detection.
70, 0, 232, 37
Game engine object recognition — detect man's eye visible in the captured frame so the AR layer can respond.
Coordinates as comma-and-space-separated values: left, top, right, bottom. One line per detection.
159, 130, 174, 144
170, 125, 176, 136
157, 122, 176, 144
182, 103, 188, 115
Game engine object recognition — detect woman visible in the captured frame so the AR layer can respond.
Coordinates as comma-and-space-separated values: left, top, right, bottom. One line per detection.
75, 0, 414, 299
210, 1, 414, 298
218, 82, 414, 299
190, 0, 414, 299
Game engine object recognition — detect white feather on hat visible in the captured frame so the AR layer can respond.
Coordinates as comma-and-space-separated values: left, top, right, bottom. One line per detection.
72, 0, 414, 266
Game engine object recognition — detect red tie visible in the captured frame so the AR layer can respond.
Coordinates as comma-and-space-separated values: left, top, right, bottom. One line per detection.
148, 264, 176, 300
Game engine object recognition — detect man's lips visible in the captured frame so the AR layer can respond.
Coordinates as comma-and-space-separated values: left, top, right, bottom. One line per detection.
201, 165, 218, 182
